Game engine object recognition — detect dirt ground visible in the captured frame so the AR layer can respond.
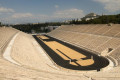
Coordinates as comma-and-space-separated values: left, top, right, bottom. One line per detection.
37, 35, 94, 66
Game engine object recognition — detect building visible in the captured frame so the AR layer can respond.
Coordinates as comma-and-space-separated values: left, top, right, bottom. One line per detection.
82, 13, 100, 21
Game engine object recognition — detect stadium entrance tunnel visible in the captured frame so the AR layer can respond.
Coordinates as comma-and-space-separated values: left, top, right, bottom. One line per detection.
33, 35, 109, 71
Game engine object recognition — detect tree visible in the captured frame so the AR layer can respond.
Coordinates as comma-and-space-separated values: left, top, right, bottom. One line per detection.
0, 22, 1, 27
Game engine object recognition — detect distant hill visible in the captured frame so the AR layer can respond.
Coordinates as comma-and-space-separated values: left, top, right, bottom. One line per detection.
82, 13, 100, 21
70, 14, 120, 24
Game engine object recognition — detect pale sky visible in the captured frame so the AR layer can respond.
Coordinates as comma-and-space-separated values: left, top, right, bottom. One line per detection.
0, 0, 120, 24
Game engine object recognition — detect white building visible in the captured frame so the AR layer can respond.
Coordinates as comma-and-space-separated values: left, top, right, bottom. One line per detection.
82, 13, 100, 21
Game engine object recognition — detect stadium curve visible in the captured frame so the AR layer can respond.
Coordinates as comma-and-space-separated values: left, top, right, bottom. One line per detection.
33, 35, 109, 71
1, 25, 120, 80
3, 32, 21, 65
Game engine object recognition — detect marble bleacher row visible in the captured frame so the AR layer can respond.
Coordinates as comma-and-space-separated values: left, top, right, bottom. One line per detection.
48, 24, 120, 65
0, 27, 19, 52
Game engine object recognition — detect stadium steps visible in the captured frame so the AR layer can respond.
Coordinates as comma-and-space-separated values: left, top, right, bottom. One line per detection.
48, 24, 120, 65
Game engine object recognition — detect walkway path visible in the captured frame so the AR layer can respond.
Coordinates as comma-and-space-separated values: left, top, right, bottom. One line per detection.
3, 32, 21, 65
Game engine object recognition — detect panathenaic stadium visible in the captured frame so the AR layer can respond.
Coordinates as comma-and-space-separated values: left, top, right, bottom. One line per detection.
0, 24, 120, 80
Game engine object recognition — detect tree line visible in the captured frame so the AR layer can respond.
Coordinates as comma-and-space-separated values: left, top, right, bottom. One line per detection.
12, 22, 68, 33
1, 13, 120, 33
0, 22, 2, 27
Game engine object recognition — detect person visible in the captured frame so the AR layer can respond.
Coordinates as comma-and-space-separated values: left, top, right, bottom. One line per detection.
97, 68, 100, 72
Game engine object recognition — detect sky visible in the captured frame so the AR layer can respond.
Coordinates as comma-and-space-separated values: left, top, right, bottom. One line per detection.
0, 0, 120, 24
